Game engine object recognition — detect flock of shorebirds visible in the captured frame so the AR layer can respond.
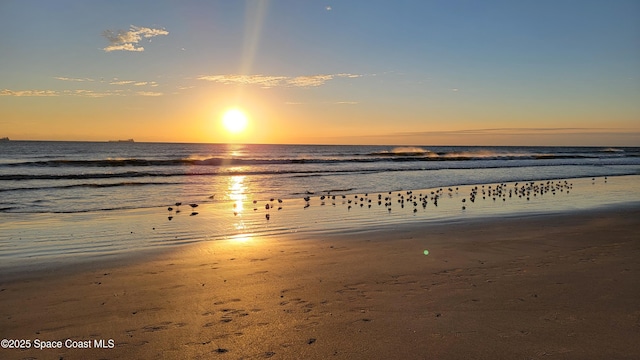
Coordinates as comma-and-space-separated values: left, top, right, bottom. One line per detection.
166, 202, 200, 220
162, 178, 601, 222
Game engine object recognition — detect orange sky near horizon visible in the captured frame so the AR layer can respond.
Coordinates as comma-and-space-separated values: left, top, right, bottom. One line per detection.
3, 90, 638, 146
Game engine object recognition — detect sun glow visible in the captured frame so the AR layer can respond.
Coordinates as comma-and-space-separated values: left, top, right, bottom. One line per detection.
222, 109, 248, 134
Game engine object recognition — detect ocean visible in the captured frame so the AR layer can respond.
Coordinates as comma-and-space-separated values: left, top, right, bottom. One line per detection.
1, 141, 640, 270
2, 142, 639, 214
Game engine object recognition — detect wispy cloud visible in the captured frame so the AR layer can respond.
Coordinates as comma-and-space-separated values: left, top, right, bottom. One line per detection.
110, 80, 136, 85
109, 79, 158, 86
0, 89, 161, 97
66, 90, 129, 98
0, 89, 58, 97
102, 25, 168, 52
393, 128, 637, 137
136, 91, 163, 96
287, 75, 334, 87
134, 81, 158, 86
54, 77, 95, 82
198, 73, 361, 88
284, 100, 358, 105
198, 75, 287, 88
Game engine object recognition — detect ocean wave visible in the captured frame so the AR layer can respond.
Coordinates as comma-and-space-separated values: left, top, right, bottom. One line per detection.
0, 181, 179, 193
1, 151, 624, 169
370, 147, 438, 157
0, 157, 345, 168
1, 157, 638, 182
0, 169, 355, 181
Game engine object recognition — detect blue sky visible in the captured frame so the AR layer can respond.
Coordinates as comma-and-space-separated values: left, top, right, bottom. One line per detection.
1, 0, 639, 145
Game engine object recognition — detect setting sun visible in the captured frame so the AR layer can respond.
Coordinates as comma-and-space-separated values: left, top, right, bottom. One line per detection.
222, 109, 248, 134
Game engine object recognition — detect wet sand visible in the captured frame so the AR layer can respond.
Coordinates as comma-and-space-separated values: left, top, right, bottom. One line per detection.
1, 205, 640, 359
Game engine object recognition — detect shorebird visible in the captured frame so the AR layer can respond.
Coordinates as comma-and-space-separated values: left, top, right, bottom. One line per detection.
190, 203, 198, 209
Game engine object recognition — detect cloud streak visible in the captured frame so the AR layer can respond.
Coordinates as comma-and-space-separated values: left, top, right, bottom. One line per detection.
198, 73, 361, 88
284, 100, 359, 105
54, 77, 95, 82
102, 25, 168, 52
0, 89, 58, 97
394, 128, 628, 136
136, 91, 163, 97
108, 79, 159, 86
110, 80, 136, 85
0, 89, 162, 97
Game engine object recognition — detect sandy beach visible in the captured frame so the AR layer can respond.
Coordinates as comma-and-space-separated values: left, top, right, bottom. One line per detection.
1, 204, 639, 359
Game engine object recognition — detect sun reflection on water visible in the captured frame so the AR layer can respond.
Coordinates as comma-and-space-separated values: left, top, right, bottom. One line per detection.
227, 175, 256, 240
229, 234, 252, 243
229, 175, 247, 213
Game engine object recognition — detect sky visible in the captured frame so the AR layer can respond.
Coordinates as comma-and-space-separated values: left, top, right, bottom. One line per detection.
1, 0, 639, 146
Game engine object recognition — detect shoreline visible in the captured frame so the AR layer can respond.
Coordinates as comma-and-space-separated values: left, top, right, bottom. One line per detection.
1, 174, 639, 275
1, 204, 639, 359
2, 199, 639, 282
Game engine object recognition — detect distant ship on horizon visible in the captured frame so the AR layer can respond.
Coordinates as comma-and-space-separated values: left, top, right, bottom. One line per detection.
108, 139, 134, 143
0, 137, 9, 142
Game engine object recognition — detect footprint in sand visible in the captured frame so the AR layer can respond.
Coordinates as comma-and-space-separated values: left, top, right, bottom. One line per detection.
142, 322, 172, 332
